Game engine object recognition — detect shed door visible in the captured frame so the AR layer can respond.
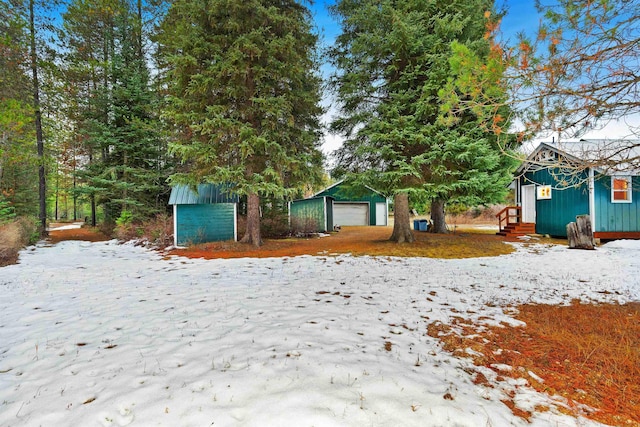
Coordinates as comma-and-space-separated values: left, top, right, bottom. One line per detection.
522, 185, 536, 223
375, 202, 387, 226
333, 203, 368, 226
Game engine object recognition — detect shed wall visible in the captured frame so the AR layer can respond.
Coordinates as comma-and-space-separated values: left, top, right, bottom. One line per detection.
175, 203, 236, 245
289, 198, 331, 232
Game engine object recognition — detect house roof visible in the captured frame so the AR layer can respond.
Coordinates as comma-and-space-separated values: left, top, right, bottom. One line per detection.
312, 179, 386, 198
518, 139, 640, 175
168, 184, 239, 205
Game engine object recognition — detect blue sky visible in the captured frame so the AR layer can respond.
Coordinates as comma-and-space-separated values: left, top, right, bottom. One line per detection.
310, 1, 544, 153
309, 0, 542, 49
311, 1, 640, 153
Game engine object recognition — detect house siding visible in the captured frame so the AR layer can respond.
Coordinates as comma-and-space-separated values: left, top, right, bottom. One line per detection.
175, 203, 236, 245
315, 183, 386, 226
521, 168, 590, 237
593, 175, 640, 233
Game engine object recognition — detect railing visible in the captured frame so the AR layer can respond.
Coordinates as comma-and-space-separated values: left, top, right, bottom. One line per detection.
496, 206, 522, 233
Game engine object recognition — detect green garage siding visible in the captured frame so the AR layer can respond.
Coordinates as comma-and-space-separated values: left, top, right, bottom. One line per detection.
315, 182, 387, 226
593, 175, 640, 233
522, 168, 589, 237
174, 204, 236, 245
289, 197, 333, 232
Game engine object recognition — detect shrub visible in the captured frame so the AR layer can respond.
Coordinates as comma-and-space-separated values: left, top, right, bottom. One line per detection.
116, 210, 134, 227
290, 216, 321, 237
114, 213, 173, 249
0, 196, 16, 224
261, 210, 291, 238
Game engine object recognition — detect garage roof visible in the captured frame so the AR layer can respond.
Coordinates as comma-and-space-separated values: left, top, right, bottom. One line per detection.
313, 179, 385, 198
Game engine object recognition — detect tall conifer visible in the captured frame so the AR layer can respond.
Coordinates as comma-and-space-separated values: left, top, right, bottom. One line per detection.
157, 0, 324, 246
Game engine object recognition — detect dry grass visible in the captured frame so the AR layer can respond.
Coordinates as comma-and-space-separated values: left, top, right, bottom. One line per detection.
0, 218, 38, 267
428, 302, 640, 426
0, 221, 23, 267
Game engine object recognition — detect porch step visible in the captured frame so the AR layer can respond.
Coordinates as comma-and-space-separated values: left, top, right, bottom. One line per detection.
497, 222, 536, 237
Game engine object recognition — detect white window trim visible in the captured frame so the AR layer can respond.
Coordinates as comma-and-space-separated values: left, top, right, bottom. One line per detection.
611, 176, 632, 203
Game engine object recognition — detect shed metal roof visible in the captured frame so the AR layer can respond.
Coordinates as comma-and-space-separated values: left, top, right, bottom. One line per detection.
168, 184, 239, 205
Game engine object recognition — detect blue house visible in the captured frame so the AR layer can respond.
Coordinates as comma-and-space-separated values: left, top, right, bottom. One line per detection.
169, 184, 239, 246
503, 140, 640, 239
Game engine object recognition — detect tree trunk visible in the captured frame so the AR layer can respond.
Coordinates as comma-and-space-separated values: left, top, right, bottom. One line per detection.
430, 198, 448, 234
241, 192, 263, 247
389, 192, 414, 243
90, 194, 97, 226
29, 0, 47, 237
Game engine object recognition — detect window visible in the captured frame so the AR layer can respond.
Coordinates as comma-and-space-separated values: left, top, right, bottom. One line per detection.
611, 176, 632, 203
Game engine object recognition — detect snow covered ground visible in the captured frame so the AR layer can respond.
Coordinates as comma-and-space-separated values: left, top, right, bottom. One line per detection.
1, 238, 639, 427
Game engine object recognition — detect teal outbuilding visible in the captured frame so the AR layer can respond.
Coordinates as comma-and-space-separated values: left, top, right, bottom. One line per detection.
512, 141, 640, 239
313, 180, 389, 227
288, 196, 334, 233
169, 184, 239, 246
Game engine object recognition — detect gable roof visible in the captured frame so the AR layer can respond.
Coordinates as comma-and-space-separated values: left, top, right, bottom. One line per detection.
312, 179, 386, 198
518, 139, 640, 175
169, 183, 239, 205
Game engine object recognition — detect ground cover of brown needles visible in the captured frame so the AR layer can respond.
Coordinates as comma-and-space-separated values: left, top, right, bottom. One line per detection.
166, 225, 517, 259
428, 301, 640, 426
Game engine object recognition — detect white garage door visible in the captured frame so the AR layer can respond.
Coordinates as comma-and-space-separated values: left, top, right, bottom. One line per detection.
333, 203, 368, 226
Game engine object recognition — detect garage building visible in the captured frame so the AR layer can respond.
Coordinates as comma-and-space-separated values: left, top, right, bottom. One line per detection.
314, 180, 389, 227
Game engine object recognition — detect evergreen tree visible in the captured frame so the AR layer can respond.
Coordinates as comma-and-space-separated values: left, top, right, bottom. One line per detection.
157, 0, 324, 246
1, 0, 58, 226
0, 2, 34, 215
62, 0, 171, 227
329, 0, 517, 238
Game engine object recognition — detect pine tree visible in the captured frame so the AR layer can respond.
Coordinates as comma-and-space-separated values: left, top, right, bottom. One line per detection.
62, 0, 171, 227
0, 2, 35, 216
330, 0, 517, 238
1, 0, 59, 227
157, 0, 324, 246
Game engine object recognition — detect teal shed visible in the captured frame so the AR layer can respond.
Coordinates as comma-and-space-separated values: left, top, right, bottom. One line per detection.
514, 141, 640, 239
288, 196, 334, 233
313, 180, 389, 227
169, 184, 239, 246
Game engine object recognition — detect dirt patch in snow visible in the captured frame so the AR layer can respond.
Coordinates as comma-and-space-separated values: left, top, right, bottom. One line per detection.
48, 224, 110, 244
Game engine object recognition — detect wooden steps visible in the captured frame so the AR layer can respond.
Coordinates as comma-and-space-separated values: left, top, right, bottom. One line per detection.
497, 222, 536, 237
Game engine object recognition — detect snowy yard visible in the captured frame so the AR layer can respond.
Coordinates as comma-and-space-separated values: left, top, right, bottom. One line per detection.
1, 238, 639, 426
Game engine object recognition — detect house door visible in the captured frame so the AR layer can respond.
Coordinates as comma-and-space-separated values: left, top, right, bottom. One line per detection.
522, 185, 536, 223
375, 202, 387, 226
